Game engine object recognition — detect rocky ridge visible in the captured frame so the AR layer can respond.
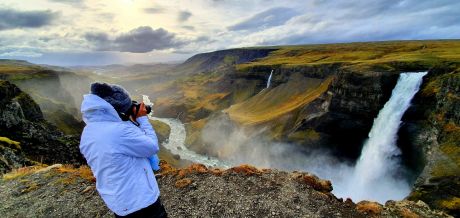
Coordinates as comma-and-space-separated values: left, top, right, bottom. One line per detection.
0, 162, 452, 218
0, 80, 84, 167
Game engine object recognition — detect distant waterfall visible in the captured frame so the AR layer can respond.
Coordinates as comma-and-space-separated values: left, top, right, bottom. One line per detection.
266, 69, 274, 88
345, 72, 427, 203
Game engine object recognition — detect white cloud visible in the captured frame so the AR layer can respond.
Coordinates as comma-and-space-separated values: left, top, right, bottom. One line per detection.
0, 0, 458, 65
85, 26, 183, 53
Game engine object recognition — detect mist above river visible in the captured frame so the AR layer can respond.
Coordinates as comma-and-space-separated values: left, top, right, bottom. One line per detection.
196, 72, 427, 203
200, 114, 356, 197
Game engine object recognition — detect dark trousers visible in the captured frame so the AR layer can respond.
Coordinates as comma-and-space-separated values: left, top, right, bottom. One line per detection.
115, 198, 168, 218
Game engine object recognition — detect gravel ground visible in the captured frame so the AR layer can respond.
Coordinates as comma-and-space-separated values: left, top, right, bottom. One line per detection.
0, 163, 453, 218
0, 166, 112, 218
158, 166, 362, 218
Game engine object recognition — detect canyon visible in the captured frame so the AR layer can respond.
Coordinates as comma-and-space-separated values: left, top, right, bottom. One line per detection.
0, 40, 459, 216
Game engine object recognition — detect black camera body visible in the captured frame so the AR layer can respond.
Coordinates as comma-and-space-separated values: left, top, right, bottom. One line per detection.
132, 101, 152, 114
118, 101, 152, 123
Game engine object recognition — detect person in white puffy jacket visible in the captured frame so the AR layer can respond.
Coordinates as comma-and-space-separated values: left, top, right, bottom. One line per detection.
79, 82, 167, 218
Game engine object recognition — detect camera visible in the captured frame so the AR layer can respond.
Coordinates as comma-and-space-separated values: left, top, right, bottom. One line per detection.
117, 101, 152, 123
132, 101, 152, 114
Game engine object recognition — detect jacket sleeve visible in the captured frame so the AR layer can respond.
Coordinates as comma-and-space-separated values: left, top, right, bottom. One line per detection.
118, 116, 159, 157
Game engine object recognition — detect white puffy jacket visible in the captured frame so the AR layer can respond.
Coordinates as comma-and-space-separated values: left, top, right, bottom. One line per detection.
79, 94, 160, 216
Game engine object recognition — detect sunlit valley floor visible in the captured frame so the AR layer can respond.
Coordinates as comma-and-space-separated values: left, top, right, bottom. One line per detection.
0, 40, 459, 217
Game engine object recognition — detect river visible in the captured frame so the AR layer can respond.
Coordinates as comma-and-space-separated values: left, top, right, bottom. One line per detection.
143, 95, 230, 168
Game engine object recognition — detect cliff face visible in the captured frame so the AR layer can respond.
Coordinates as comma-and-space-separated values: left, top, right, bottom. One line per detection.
294, 70, 400, 158
12, 70, 88, 135
0, 80, 84, 167
0, 137, 31, 174
400, 66, 460, 216
216, 65, 401, 159
0, 61, 91, 135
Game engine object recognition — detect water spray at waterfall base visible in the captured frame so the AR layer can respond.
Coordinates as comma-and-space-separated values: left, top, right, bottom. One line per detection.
144, 72, 427, 204
335, 72, 427, 203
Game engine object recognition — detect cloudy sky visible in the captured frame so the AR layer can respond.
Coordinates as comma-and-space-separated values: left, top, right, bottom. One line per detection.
0, 0, 459, 66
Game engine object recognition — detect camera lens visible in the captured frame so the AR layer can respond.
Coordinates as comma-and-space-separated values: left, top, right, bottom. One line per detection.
146, 105, 152, 114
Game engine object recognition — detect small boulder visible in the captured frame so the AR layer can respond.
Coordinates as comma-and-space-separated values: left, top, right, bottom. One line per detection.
356, 201, 383, 216
175, 178, 193, 188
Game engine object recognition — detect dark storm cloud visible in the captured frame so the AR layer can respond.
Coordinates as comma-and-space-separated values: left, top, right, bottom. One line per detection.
85, 26, 183, 53
228, 7, 299, 31
114, 27, 178, 52
144, 7, 165, 14
178, 11, 192, 22
0, 9, 58, 30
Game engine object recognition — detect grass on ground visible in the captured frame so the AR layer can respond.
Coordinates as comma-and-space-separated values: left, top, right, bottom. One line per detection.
237, 40, 460, 72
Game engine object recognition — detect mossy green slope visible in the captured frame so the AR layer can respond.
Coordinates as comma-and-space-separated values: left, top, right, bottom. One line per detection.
238, 40, 460, 72
225, 75, 331, 126
405, 65, 460, 216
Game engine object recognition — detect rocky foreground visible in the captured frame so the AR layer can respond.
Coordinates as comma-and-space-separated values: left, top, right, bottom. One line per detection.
0, 162, 452, 218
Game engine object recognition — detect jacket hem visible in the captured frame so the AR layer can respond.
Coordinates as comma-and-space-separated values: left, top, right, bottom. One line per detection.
113, 192, 160, 216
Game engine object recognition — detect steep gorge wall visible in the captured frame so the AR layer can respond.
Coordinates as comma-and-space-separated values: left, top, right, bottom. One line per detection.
399, 66, 460, 216
232, 65, 400, 159
300, 70, 400, 158
0, 80, 84, 166
0, 69, 89, 135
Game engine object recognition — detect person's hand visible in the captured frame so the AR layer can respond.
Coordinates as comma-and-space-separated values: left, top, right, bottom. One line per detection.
134, 102, 148, 118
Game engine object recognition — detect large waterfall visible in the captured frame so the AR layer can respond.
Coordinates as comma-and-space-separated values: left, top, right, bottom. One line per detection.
343, 72, 427, 203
